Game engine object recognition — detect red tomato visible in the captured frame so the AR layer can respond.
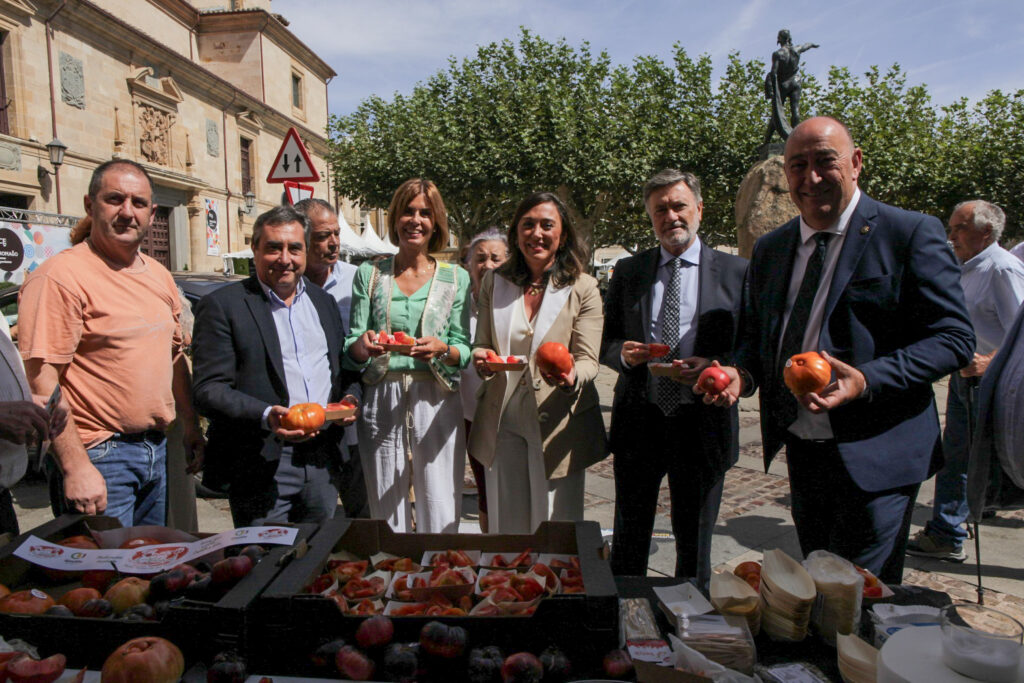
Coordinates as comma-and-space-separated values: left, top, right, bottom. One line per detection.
745, 574, 760, 592
377, 331, 391, 344
536, 342, 573, 376
648, 343, 670, 358
281, 403, 326, 434
393, 331, 412, 344
863, 585, 884, 599
733, 561, 762, 580
506, 356, 519, 363
485, 350, 503, 363
101, 637, 185, 683
783, 351, 831, 396
697, 366, 730, 395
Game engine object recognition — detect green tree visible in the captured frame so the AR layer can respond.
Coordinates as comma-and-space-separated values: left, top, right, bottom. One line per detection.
327, 31, 768, 254
329, 33, 1024, 253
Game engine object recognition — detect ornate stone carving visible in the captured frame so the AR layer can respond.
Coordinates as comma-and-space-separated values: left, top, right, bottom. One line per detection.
206, 119, 220, 157
0, 142, 21, 171
138, 103, 175, 165
59, 52, 85, 109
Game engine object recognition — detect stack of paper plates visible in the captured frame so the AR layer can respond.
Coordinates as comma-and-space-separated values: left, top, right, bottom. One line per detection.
837, 632, 879, 683
710, 570, 762, 635
760, 549, 816, 641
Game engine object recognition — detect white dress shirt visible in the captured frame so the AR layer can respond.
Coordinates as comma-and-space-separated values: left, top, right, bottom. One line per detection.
646, 237, 701, 404
960, 242, 1024, 355
783, 188, 861, 440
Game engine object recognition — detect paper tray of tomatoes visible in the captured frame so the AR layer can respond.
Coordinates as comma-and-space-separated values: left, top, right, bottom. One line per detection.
420, 549, 480, 569
648, 362, 685, 377
324, 400, 357, 422
483, 352, 528, 372
393, 567, 477, 603
375, 330, 415, 354
479, 549, 537, 570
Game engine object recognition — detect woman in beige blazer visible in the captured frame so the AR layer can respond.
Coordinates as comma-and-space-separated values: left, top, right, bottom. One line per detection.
470, 192, 608, 533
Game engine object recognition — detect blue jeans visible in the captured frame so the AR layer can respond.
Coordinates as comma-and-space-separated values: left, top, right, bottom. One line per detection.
50, 432, 167, 528
925, 374, 978, 548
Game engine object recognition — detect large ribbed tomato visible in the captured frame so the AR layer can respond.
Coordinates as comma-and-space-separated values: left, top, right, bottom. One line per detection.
281, 402, 326, 434
536, 342, 573, 376
101, 637, 184, 683
783, 351, 831, 396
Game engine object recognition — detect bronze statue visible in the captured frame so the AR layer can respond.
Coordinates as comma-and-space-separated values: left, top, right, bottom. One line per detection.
764, 29, 818, 142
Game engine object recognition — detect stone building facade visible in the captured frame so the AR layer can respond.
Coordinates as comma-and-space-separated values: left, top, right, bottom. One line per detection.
0, 0, 340, 273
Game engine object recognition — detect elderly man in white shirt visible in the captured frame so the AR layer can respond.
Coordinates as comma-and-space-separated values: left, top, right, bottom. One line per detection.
293, 198, 367, 519
909, 200, 1024, 561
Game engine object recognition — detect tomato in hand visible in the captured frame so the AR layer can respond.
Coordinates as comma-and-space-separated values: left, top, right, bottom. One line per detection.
648, 343, 670, 358
697, 366, 730, 395
783, 351, 831, 396
536, 342, 573, 376
281, 402, 326, 434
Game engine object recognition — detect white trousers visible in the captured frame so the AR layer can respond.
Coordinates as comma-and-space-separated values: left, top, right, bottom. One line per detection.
485, 420, 584, 534
358, 376, 464, 533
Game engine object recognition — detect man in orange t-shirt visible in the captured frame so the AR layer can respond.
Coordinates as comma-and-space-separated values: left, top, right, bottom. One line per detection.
19, 160, 204, 527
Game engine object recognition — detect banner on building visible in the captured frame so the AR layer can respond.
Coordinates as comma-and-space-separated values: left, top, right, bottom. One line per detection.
0, 222, 72, 285
205, 198, 220, 256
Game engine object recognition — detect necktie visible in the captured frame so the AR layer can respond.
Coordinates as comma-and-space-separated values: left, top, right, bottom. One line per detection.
656, 258, 683, 415
777, 232, 831, 423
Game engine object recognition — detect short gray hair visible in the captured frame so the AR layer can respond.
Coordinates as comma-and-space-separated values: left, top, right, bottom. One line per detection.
643, 169, 702, 205
292, 198, 336, 244
463, 228, 509, 266
954, 199, 1005, 243
252, 205, 309, 249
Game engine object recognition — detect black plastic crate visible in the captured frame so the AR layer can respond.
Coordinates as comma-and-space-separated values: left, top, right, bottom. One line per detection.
0, 514, 314, 668
252, 519, 618, 677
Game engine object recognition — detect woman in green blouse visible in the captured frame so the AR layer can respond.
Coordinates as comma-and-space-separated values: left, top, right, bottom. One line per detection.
345, 179, 472, 532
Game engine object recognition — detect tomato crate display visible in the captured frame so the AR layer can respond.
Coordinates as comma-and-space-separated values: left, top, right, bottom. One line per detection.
0, 513, 314, 669
252, 519, 619, 677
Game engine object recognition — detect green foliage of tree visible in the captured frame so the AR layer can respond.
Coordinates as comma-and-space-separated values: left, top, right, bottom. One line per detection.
328, 30, 1024, 254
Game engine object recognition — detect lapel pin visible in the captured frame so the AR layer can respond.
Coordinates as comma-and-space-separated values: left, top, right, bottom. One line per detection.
859, 225, 870, 235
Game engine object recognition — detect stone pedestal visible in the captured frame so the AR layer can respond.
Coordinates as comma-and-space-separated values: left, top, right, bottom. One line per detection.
735, 155, 799, 259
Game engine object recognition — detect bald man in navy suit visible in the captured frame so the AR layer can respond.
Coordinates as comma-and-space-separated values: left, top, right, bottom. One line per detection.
704, 117, 974, 583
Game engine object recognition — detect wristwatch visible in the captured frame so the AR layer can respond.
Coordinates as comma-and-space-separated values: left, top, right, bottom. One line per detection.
437, 344, 451, 364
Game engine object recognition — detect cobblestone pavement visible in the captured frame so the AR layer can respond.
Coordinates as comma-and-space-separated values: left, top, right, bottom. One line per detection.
582, 364, 1024, 625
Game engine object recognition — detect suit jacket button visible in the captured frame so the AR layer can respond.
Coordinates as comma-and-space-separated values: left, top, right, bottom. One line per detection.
538, 412, 549, 422
533, 380, 542, 390
519, 377, 527, 387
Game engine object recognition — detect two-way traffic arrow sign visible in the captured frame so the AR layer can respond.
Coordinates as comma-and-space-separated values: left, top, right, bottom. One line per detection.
266, 127, 320, 183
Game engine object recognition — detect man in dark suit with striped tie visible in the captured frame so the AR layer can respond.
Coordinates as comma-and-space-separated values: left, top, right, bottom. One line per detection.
601, 169, 747, 590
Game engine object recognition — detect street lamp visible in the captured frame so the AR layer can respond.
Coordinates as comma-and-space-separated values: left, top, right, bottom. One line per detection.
37, 138, 68, 213
36, 137, 68, 180
239, 190, 256, 217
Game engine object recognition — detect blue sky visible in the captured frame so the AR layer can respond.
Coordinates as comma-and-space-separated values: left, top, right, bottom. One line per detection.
273, 0, 1024, 117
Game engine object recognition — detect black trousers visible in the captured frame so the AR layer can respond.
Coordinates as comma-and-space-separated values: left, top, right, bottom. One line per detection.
0, 488, 19, 536
610, 403, 725, 592
786, 437, 918, 585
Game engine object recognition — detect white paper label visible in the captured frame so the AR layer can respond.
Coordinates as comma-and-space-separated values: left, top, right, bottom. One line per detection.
13, 526, 298, 574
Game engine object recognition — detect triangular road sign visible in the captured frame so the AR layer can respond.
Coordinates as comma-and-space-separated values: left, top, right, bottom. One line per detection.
267, 127, 320, 183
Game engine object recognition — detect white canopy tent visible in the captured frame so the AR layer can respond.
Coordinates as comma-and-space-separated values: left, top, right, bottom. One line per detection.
360, 221, 398, 255
336, 212, 380, 258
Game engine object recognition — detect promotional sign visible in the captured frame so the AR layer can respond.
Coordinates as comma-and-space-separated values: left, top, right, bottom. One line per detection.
14, 526, 300, 574
267, 127, 320, 183
0, 221, 72, 284
205, 198, 220, 256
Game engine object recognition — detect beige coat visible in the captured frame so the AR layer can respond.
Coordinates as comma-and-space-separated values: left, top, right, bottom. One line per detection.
470, 270, 608, 479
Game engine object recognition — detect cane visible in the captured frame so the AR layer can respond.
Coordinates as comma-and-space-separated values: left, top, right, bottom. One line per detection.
963, 374, 984, 605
